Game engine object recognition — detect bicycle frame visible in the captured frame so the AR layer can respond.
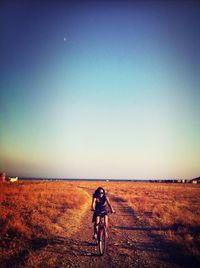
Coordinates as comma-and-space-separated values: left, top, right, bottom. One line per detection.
98, 213, 106, 238
92, 210, 115, 256
96, 211, 107, 255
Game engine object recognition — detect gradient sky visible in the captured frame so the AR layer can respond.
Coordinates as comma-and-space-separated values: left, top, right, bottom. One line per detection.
0, 0, 200, 179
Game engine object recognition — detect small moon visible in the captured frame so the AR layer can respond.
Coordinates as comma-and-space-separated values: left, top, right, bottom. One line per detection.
64, 37, 66, 41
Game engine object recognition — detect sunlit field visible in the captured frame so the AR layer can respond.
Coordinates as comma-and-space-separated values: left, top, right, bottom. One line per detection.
0, 180, 199, 266
108, 182, 200, 256
0, 181, 90, 266
77, 181, 200, 258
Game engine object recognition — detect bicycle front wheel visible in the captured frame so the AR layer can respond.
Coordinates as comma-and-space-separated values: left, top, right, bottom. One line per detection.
99, 228, 106, 256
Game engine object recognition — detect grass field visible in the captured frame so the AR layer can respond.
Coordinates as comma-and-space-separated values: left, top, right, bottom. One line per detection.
0, 180, 199, 266
0, 180, 90, 266
77, 181, 200, 258
108, 182, 200, 257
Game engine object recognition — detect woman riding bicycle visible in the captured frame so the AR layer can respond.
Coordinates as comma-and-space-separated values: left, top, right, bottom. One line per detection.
91, 187, 115, 239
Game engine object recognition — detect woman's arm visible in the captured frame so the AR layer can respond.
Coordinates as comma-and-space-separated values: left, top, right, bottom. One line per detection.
106, 196, 115, 213
91, 197, 96, 210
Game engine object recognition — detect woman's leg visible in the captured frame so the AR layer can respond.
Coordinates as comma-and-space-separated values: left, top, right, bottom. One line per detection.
105, 215, 108, 236
93, 216, 100, 238
95, 216, 100, 232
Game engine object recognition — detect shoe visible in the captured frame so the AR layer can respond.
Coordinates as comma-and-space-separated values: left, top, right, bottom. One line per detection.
93, 233, 97, 240
105, 231, 108, 238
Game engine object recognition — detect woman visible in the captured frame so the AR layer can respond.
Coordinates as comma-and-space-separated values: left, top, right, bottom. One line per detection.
91, 187, 115, 239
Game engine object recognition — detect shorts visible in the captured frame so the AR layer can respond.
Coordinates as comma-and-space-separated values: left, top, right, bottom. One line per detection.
92, 208, 108, 223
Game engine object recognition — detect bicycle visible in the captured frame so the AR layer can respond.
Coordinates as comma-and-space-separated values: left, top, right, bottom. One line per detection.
93, 210, 115, 256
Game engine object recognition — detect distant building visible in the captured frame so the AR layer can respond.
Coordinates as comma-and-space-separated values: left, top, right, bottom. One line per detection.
192, 180, 198, 184
177, 179, 186, 183
9, 177, 18, 183
191, 177, 200, 184
0, 172, 6, 183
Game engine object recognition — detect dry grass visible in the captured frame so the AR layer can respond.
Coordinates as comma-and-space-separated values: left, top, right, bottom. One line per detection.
109, 183, 200, 226
103, 182, 200, 258
0, 180, 90, 266
1, 180, 199, 266
71, 181, 200, 258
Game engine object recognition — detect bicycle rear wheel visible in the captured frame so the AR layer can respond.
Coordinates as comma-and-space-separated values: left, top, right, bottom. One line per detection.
99, 228, 106, 256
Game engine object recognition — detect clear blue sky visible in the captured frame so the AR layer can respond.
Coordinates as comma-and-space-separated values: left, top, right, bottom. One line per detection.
0, 1, 200, 179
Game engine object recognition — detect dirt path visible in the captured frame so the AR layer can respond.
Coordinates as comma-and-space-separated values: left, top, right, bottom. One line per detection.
22, 189, 190, 268
54, 192, 175, 268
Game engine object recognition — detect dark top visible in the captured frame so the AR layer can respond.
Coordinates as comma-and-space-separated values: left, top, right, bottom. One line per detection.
94, 195, 107, 211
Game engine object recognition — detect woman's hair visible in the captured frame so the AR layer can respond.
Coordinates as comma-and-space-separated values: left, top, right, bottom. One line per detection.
93, 187, 106, 198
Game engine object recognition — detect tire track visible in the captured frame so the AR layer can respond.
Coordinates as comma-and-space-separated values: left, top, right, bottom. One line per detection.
23, 188, 179, 268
